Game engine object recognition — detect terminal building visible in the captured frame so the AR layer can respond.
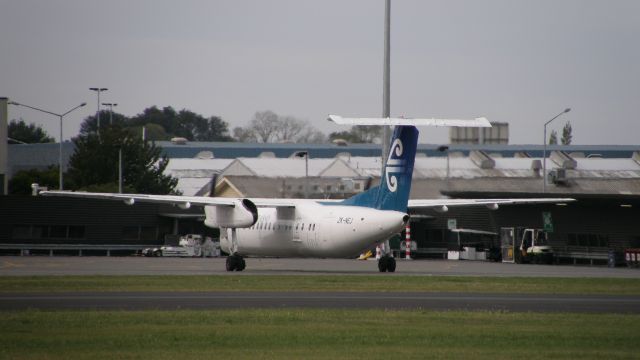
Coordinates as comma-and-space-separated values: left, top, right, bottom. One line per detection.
2, 108, 640, 264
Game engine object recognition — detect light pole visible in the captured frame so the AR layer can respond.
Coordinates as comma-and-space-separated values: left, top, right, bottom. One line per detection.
543, 108, 571, 193
381, 0, 391, 178
89, 88, 108, 134
8, 101, 86, 190
438, 145, 450, 186
101, 102, 121, 192
102, 102, 117, 125
294, 151, 309, 198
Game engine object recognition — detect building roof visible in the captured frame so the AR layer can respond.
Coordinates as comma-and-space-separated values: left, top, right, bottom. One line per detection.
164, 158, 233, 196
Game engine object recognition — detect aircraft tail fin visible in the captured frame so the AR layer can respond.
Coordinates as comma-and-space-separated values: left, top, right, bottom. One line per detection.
340, 125, 418, 212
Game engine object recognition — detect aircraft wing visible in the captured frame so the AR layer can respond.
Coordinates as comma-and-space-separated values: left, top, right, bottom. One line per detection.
39, 191, 297, 208
408, 198, 575, 210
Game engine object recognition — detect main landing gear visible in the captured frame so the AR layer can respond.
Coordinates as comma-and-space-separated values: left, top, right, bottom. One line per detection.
225, 227, 245, 271
378, 255, 396, 272
226, 253, 246, 272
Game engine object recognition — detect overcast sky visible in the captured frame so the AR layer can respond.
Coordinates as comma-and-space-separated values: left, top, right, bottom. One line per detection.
1, 0, 639, 145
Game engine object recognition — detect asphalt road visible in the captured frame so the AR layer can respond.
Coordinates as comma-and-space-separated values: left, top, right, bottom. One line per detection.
2, 291, 639, 313
1, 256, 639, 277
2, 257, 638, 313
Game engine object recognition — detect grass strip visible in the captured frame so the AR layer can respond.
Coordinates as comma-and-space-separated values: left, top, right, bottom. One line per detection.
1, 275, 640, 294
1, 309, 639, 359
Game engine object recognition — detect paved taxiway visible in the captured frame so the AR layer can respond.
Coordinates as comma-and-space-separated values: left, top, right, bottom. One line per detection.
1, 256, 639, 277
1, 291, 639, 313
1, 257, 638, 313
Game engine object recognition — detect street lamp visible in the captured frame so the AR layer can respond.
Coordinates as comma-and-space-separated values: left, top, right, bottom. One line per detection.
8, 101, 86, 190
543, 108, 571, 193
89, 88, 108, 134
294, 151, 309, 198
102, 102, 117, 125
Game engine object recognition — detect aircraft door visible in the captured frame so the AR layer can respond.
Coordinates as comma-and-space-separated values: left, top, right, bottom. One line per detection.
292, 221, 304, 243
305, 223, 318, 249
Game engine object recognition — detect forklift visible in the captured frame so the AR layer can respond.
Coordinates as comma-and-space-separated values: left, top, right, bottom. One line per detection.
501, 227, 554, 264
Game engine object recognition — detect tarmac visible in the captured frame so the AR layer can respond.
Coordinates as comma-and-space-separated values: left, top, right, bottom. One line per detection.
1, 257, 638, 313
1, 256, 639, 277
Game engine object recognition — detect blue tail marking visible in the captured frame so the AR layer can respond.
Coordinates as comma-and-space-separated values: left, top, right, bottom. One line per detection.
339, 125, 418, 212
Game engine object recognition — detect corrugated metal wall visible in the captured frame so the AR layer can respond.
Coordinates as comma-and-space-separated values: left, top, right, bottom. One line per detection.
411, 199, 640, 251
0, 196, 205, 245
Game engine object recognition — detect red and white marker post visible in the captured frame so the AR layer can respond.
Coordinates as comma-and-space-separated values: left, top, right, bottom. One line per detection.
405, 223, 412, 260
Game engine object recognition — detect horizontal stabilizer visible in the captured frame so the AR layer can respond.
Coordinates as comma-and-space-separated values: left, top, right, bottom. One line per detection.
328, 115, 491, 128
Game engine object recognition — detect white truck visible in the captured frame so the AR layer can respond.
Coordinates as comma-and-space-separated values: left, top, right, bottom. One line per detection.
142, 234, 220, 257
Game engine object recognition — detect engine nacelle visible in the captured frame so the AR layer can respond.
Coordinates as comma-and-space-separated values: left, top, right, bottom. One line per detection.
203, 199, 258, 228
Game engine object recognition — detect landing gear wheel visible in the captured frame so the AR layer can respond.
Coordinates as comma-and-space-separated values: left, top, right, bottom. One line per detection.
387, 257, 396, 273
226, 256, 236, 271
226, 254, 246, 272
378, 256, 396, 273
378, 257, 388, 272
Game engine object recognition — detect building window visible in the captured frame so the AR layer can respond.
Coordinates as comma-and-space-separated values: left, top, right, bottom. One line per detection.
122, 226, 140, 241
567, 233, 609, 248
140, 227, 157, 241
11, 225, 87, 240
50, 225, 67, 238
11, 225, 31, 239
354, 183, 361, 190
68, 226, 85, 239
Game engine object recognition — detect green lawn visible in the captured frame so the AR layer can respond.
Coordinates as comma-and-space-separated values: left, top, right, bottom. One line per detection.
1, 309, 638, 359
3, 275, 639, 358
2, 275, 640, 294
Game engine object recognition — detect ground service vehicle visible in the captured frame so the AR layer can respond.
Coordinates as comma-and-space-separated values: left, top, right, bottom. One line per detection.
142, 234, 218, 257
501, 227, 554, 264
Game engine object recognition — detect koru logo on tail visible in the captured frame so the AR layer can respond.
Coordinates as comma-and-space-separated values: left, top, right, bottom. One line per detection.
385, 138, 405, 192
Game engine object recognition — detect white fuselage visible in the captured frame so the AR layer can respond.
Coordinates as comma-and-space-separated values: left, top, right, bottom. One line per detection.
215, 201, 407, 258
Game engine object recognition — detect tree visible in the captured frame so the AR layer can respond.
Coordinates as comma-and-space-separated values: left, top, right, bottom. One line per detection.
235, 110, 326, 143
248, 110, 280, 143
67, 124, 178, 194
8, 166, 59, 195
329, 125, 382, 143
297, 128, 327, 144
79, 110, 128, 136
232, 126, 257, 142
8, 119, 54, 143
127, 106, 234, 141
78, 106, 234, 142
548, 130, 558, 145
561, 121, 573, 145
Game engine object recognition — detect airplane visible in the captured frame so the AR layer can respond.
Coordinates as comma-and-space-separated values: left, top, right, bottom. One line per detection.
41, 116, 574, 272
